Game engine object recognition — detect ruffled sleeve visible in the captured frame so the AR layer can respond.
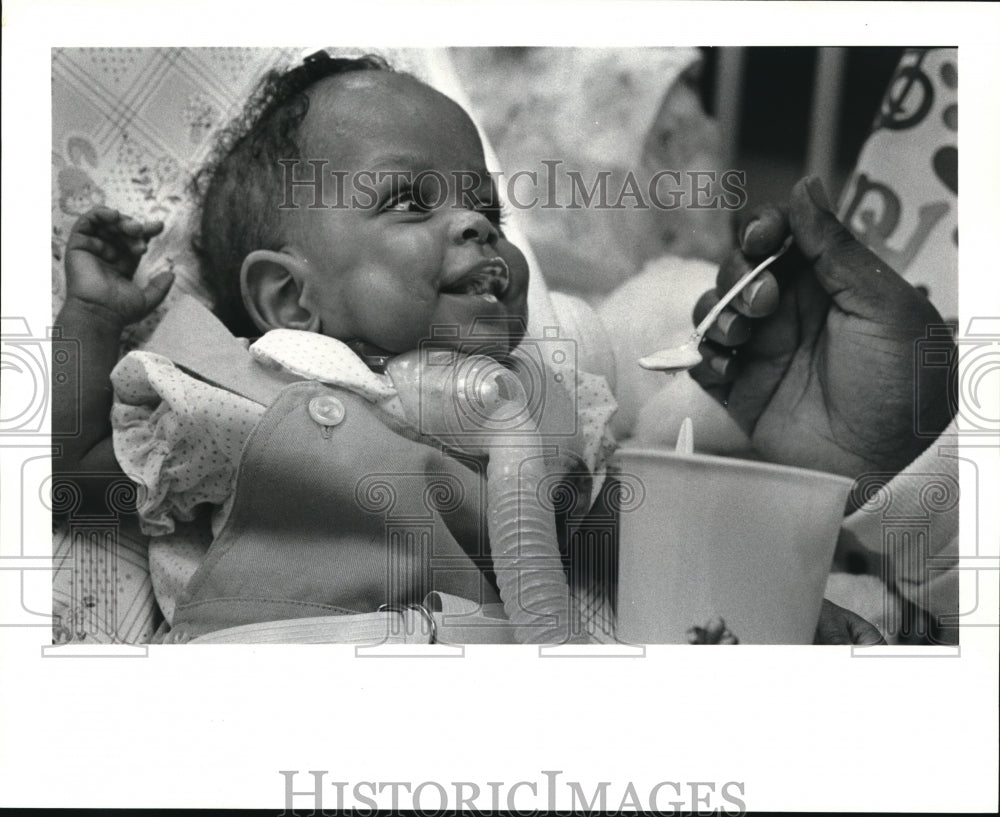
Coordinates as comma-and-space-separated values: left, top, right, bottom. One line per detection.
110, 351, 264, 536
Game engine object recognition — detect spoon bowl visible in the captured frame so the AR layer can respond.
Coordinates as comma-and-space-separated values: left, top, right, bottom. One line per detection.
639, 236, 794, 373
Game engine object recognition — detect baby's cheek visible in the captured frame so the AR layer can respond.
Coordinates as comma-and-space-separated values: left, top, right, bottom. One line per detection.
358, 281, 438, 351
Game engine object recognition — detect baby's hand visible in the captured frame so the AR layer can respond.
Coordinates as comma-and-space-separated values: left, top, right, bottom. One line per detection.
64, 206, 173, 328
686, 615, 739, 644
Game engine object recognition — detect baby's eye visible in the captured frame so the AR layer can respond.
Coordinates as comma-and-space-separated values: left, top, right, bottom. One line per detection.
381, 189, 427, 214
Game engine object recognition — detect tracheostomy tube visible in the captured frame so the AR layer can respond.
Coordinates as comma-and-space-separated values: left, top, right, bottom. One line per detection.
387, 350, 587, 644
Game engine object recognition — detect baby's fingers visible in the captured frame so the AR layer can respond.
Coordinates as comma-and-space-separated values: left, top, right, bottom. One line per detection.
134, 220, 165, 257
70, 206, 122, 236
119, 216, 163, 238
141, 219, 165, 240
123, 219, 163, 257
66, 232, 120, 264
118, 215, 145, 236
108, 216, 163, 260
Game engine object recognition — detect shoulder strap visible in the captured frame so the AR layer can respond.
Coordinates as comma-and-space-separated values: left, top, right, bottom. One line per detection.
145, 295, 298, 406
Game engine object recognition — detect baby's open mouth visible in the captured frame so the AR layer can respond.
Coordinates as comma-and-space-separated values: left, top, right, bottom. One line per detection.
442, 257, 510, 300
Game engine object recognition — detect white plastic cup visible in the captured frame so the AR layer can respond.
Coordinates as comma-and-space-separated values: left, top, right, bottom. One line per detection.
614, 446, 854, 644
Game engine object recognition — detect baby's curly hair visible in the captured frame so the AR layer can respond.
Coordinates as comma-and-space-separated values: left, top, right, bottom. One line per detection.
191, 52, 392, 337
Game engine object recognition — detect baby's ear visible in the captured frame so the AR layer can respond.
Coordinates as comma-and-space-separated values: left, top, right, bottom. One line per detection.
240, 250, 319, 333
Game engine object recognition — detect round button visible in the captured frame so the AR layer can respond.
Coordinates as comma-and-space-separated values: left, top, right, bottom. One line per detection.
308, 395, 346, 427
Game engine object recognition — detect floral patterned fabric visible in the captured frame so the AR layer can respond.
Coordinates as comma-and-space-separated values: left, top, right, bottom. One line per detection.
52, 48, 296, 349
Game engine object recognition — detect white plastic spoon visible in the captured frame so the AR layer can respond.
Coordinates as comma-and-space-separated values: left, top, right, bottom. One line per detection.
675, 416, 694, 455
638, 236, 794, 373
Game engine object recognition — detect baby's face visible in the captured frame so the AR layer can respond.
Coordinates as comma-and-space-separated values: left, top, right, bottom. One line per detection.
284, 71, 530, 356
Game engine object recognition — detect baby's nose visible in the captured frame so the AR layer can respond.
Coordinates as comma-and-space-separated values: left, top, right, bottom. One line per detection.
449, 209, 497, 246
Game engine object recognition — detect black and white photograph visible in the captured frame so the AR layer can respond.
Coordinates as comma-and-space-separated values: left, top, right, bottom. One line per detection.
1, 0, 997, 813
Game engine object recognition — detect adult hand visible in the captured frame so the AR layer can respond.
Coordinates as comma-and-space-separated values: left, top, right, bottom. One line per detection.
686, 615, 739, 644
690, 176, 953, 479
814, 598, 886, 645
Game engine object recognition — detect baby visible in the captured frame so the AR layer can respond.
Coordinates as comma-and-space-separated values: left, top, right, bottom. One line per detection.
55, 53, 625, 644
54, 51, 873, 646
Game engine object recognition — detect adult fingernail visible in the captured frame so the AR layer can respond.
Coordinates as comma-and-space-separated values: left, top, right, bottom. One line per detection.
716, 310, 737, 336
742, 219, 759, 246
806, 175, 832, 212
742, 278, 765, 308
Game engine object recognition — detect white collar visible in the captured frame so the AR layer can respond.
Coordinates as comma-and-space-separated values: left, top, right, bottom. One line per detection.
249, 329, 398, 403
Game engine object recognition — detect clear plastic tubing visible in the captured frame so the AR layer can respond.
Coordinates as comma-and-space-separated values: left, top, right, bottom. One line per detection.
387, 351, 586, 644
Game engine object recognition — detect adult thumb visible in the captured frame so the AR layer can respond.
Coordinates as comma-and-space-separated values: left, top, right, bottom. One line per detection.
788, 176, 915, 319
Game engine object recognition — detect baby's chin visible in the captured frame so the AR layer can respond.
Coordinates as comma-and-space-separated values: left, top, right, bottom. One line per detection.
420, 296, 528, 359
420, 317, 527, 361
